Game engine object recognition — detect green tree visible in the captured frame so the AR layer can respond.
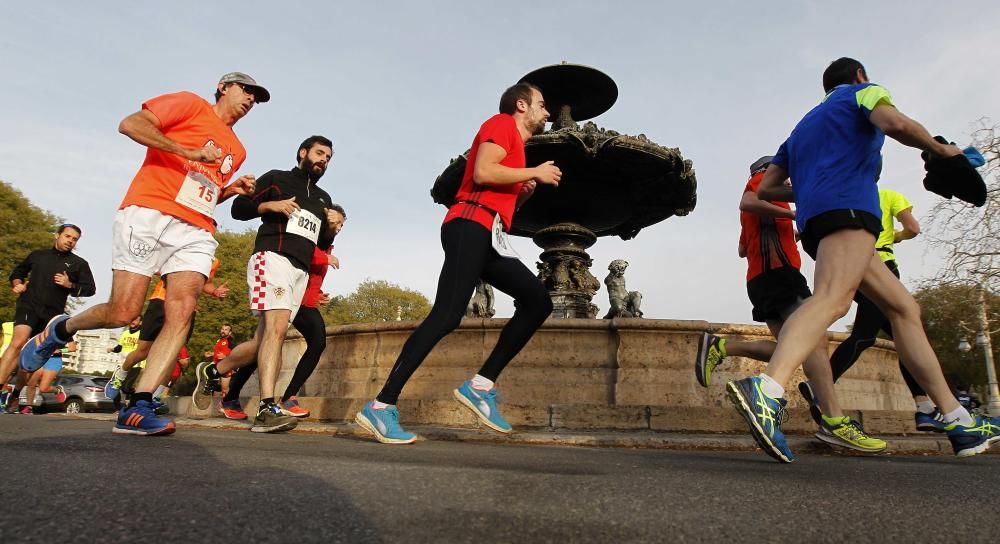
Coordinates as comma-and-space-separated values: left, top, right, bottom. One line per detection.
914, 283, 1000, 388
0, 180, 65, 321
182, 229, 258, 361
323, 279, 432, 325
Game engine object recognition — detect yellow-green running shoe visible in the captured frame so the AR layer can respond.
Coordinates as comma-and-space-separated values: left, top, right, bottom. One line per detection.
816, 416, 887, 453
694, 332, 727, 387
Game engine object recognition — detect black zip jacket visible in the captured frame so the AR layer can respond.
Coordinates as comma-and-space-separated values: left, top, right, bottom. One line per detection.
231, 167, 335, 271
9, 247, 96, 313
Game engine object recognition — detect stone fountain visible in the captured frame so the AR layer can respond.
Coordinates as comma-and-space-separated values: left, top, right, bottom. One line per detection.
432, 63, 697, 317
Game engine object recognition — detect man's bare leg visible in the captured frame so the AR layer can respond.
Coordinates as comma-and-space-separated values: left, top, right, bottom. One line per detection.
64, 270, 149, 334
0, 325, 33, 409
764, 229, 876, 386
133, 271, 203, 393
216, 318, 263, 375
855, 254, 962, 415
122, 340, 152, 371
718, 339, 776, 362
256, 309, 291, 400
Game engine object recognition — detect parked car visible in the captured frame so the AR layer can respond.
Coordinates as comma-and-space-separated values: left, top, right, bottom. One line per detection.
19, 374, 115, 413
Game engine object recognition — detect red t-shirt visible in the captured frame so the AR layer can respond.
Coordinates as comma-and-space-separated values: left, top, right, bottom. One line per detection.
443, 113, 525, 231
212, 337, 234, 363
171, 346, 189, 383
739, 173, 801, 281
301, 246, 331, 309
119, 92, 247, 234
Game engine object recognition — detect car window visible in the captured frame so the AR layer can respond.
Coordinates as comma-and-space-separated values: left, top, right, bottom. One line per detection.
91, 378, 110, 387
60, 377, 83, 385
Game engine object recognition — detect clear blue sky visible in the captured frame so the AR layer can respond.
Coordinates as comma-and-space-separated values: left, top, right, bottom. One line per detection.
1, 1, 997, 329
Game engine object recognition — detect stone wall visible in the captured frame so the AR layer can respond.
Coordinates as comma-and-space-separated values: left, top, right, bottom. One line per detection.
219, 318, 915, 434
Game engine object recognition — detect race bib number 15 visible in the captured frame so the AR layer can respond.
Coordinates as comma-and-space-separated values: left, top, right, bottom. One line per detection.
175, 173, 219, 216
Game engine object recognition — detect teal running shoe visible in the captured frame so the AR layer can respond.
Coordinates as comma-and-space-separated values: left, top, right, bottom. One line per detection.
355, 401, 416, 444
454, 380, 512, 434
726, 376, 793, 463
946, 414, 1000, 458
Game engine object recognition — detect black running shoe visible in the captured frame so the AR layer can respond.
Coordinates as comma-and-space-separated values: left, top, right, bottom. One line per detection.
797, 381, 822, 427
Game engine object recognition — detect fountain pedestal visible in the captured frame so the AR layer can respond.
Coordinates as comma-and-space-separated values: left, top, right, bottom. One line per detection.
533, 223, 600, 318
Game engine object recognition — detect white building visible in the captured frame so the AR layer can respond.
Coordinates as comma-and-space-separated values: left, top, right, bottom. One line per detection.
62, 329, 123, 375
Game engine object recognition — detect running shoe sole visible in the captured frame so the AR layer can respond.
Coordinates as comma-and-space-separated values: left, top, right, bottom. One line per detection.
353, 411, 417, 444
814, 431, 887, 453
453, 388, 512, 434
797, 381, 823, 427
726, 381, 792, 463
954, 435, 1000, 458
249, 419, 298, 433
694, 331, 711, 388
112, 422, 176, 436
192, 362, 214, 410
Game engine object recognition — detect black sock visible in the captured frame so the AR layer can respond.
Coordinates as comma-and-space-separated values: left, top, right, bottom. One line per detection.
54, 320, 70, 342
129, 392, 153, 408
260, 398, 274, 407
207, 363, 220, 379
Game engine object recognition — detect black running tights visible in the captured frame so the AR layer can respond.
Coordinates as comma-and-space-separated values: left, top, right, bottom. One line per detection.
828, 260, 926, 397
223, 306, 327, 402
376, 219, 552, 405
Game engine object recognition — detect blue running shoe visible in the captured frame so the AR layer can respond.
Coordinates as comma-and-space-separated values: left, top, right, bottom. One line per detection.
946, 414, 1000, 458
19, 315, 71, 373
354, 401, 416, 444
726, 377, 793, 463
915, 409, 947, 432
105, 365, 126, 400
454, 381, 512, 434
112, 400, 176, 436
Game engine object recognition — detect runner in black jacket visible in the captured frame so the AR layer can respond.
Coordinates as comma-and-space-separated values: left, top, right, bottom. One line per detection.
194, 135, 339, 432
1, 224, 95, 412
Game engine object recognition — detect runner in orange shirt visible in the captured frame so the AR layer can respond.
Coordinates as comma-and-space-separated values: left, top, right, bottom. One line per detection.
19, 73, 267, 436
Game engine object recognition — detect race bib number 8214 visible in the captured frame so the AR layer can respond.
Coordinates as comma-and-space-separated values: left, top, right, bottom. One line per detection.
287, 208, 321, 243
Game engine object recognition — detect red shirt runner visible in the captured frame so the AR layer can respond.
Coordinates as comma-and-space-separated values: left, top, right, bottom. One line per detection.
739, 172, 801, 281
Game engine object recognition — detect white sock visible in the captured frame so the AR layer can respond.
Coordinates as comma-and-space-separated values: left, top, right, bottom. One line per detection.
943, 406, 975, 427
471, 374, 494, 391
371, 400, 389, 410
758, 373, 785, 399
152, 385, 166, 400
915, 400, 936, 414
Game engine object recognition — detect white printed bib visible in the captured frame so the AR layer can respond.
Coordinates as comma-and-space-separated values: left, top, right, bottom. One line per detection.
491, 214, 519, 258
174, 172, 219, 217
286, 208, 321, 243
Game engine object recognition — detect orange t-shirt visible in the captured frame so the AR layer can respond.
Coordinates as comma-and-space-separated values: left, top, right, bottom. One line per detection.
149, 258, 220, 301
119, 92, 246, 234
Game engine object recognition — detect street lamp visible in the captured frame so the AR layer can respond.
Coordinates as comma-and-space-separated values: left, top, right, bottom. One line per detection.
956, 286, 1000, 415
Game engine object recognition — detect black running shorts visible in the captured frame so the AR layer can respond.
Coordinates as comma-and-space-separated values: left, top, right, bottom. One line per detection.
139, 299, 195, 343
12, 301, 61, 337
746, 267, 812, 323
800, 209, 881, 260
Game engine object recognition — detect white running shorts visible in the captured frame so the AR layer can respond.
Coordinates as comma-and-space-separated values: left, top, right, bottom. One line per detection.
112, 205, 218, 278
246, 251, 308, 320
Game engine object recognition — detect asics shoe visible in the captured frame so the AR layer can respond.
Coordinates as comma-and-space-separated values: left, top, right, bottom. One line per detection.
105, 365, 126, 399
915, 409, 947, 432
797, 381, 823, 427
53, 385, 67, 404
816, 415, 887, 452
726, 377, 793, 463
151, 398, 169, 415
280, 396, 310, 418
192, 362, 221, 410
220, 399, 248, 420
19, 315, 71, 373
113, 400, 176, 436
454, 380, 512, 434
250, 402, 298, 433
946, 414, 1000, 458
355, 401, 417, 444
694, 332, 727, 387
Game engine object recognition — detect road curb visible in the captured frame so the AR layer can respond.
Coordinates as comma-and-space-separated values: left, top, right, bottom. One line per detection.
54, 412, 982, 457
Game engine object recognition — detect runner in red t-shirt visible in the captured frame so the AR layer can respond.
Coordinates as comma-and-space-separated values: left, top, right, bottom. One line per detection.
694, 156, 885, 454
356, 82, 561, 445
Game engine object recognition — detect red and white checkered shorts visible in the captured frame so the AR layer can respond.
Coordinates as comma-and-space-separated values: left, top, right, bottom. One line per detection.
246, 251, 308, 320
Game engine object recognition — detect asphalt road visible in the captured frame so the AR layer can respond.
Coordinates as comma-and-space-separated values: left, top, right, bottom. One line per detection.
2, 416, 999, 543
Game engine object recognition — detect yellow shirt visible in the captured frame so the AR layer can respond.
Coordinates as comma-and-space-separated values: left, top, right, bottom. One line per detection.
876, 188, 912, 263
0, 322, 12, 355
117, 329, 141, 355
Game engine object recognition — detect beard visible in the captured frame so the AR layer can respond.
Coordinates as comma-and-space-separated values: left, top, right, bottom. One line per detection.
302, 157, 327, 180
528, 115, 547, 135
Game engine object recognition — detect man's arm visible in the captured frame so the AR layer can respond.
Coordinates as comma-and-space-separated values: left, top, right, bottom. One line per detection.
740, 189, 796, 219
72, 260, 97, 298
755, 164, 794, 202
472, 142, 561, 187
119, 109, 223, 164
9, 252, 34, 294
868, 105, 962, 158
202, 280, 229, 298
893, 207, 920, 243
